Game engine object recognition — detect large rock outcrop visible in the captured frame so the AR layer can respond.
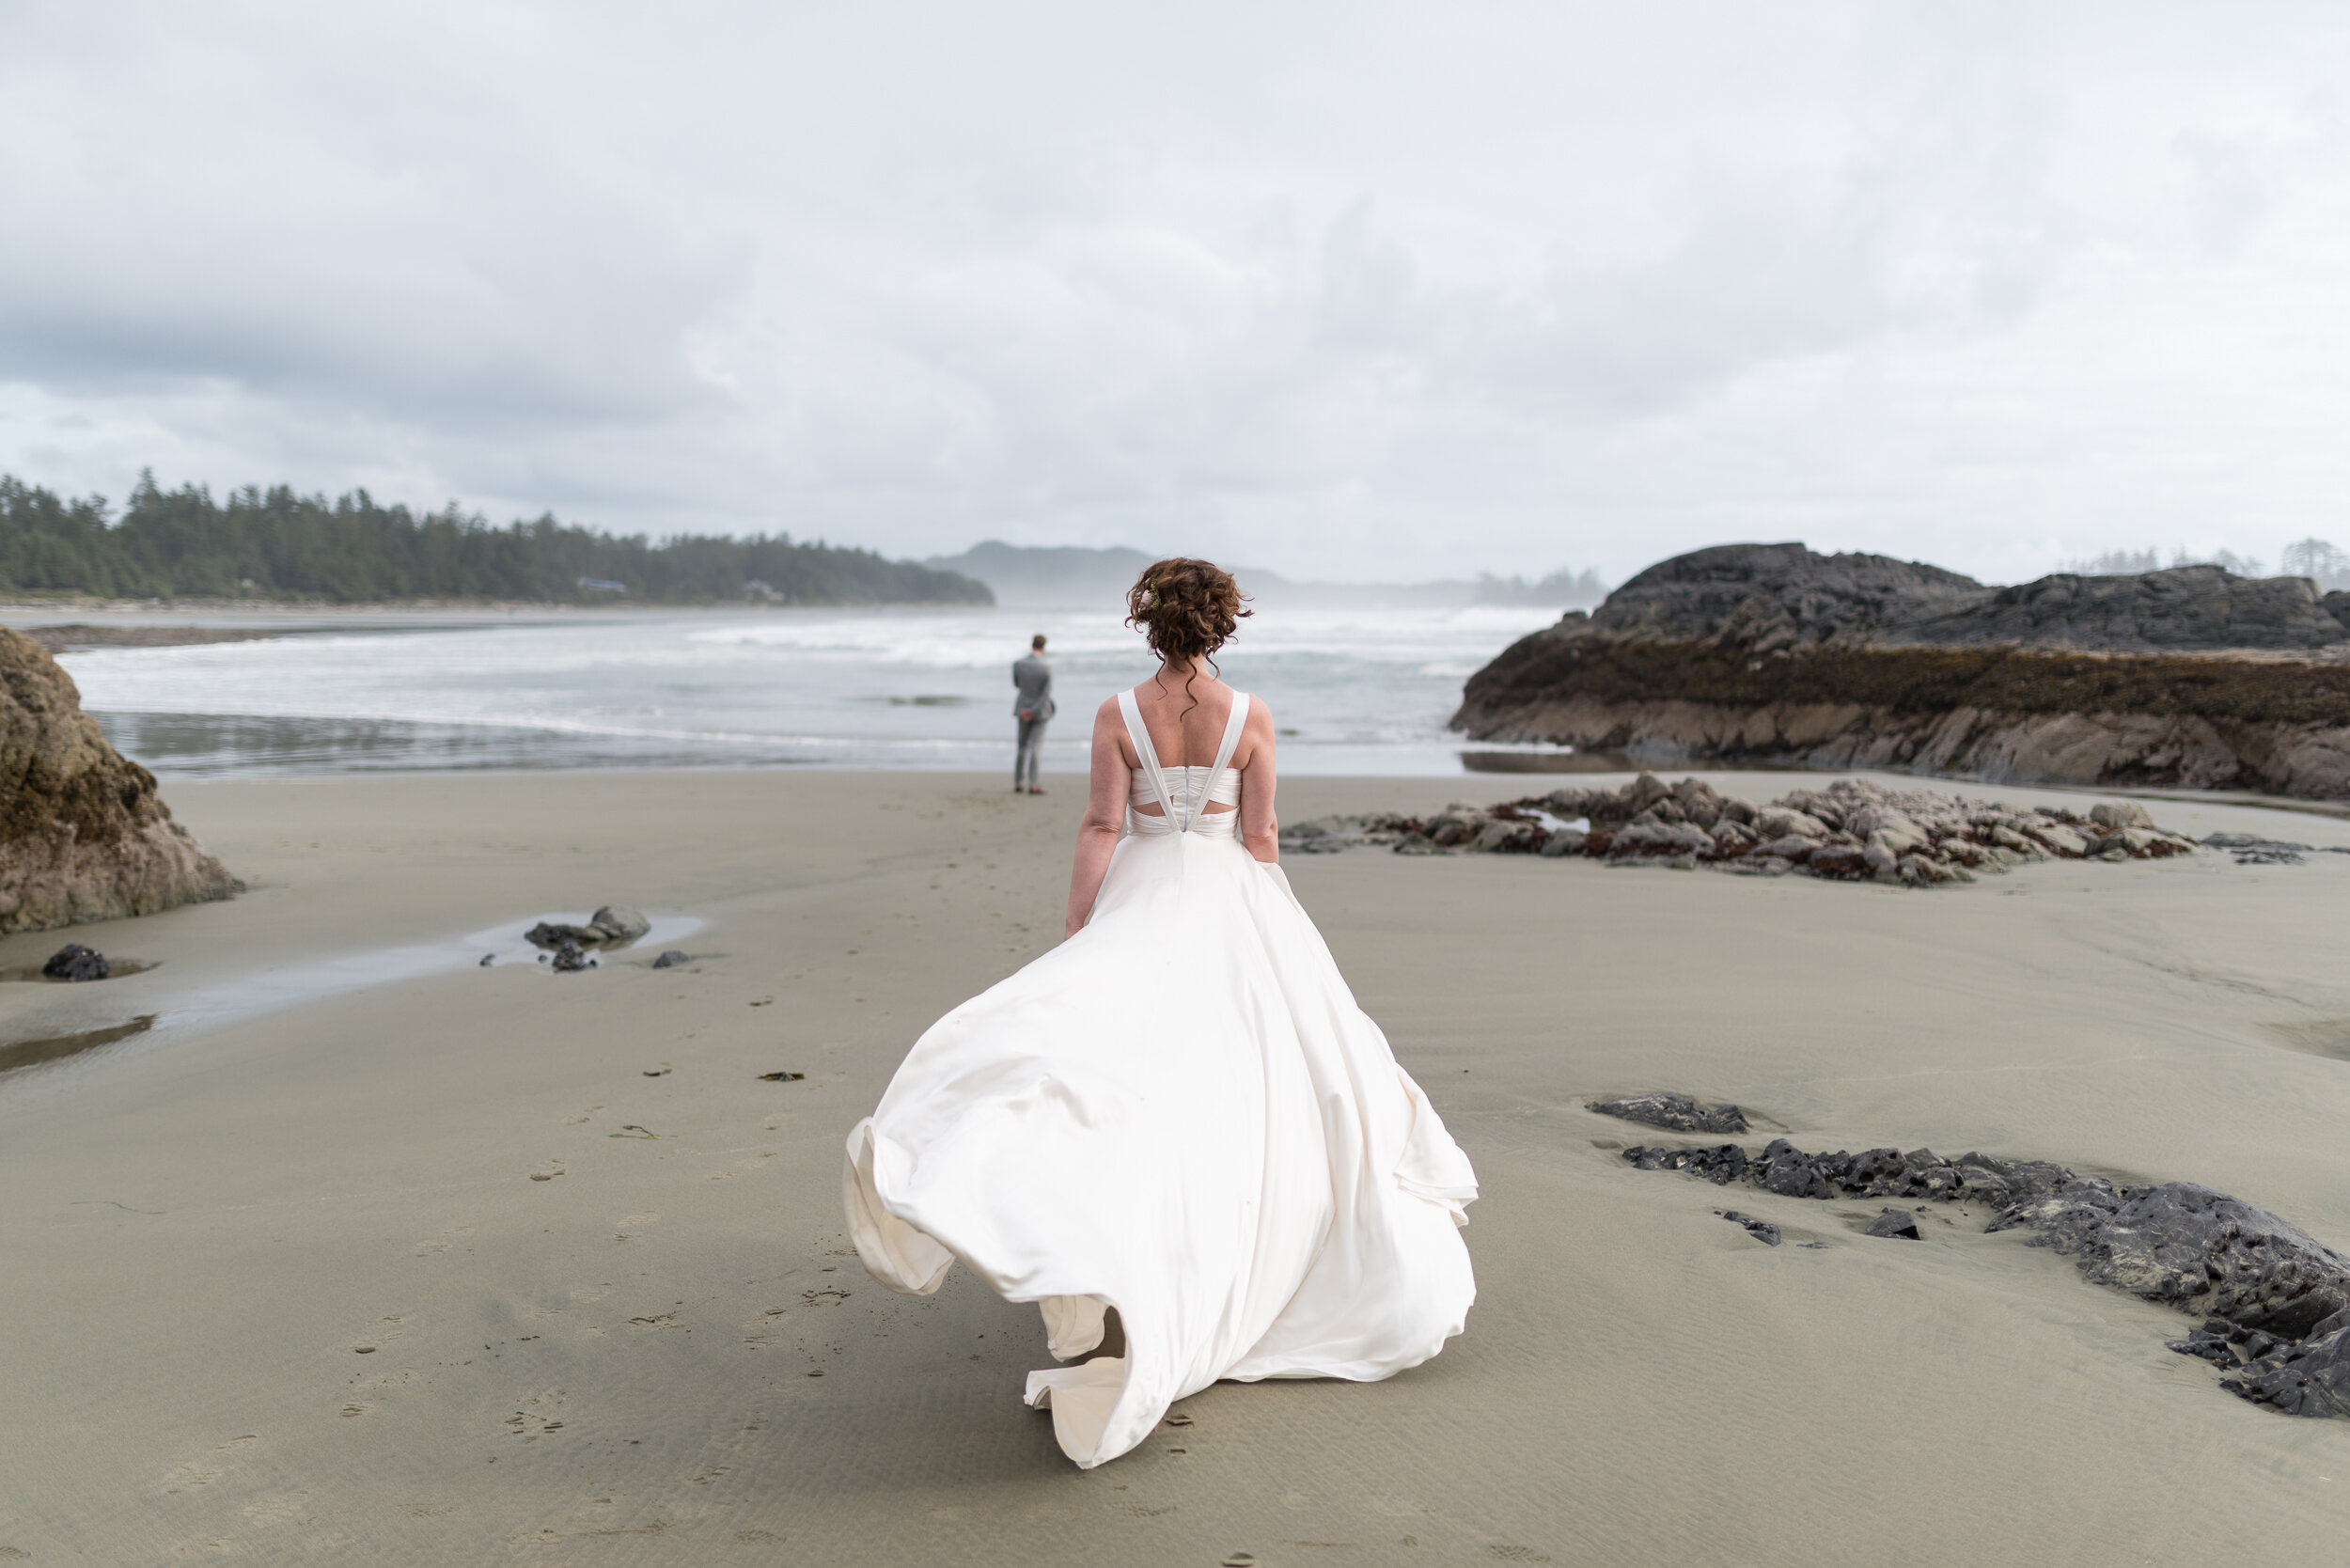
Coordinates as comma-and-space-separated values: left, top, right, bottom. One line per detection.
0, 626, 237, 933
1453, 544, 2350, 799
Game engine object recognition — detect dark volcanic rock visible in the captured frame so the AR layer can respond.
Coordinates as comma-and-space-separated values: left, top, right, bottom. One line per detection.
0, 625, 239, 933
1621, 1119, 2350, 1417
1586, 543, 1983, 650
651, 949, 692, 969
1890, 565, 2350, 653
1588, 1091, 1749, 1136
2221, 1323, 2350, 1417
1573, 543, 2350, 655
1449, 543, 2350, 801
548, 938, 595, 972
526, 921, 603, 949
41, 942, 107, 980
1989, 1181, 2350, 1338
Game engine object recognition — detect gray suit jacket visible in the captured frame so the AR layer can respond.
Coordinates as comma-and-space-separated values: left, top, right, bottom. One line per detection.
1012, 652, 1055, 721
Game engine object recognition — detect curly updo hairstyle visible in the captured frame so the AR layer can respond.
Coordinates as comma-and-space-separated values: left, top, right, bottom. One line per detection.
1125, 557, 1251, 714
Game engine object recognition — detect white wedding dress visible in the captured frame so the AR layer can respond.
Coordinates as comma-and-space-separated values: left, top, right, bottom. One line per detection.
843, 690, 1478, 1467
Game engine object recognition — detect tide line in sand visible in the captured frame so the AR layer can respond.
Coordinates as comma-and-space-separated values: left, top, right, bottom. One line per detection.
0, 912, 703, 1094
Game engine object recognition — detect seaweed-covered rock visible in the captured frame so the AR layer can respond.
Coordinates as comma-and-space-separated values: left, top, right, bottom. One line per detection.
0, 625, 238, 933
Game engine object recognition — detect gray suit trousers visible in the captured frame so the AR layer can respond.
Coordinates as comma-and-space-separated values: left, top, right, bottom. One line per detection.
1015, 715, 1048, 790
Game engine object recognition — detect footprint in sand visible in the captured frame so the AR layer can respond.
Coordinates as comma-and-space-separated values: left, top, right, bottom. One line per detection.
161, 1461, 224, 1493
413, 1241, 451, 1256
242, 1493, 310, 1527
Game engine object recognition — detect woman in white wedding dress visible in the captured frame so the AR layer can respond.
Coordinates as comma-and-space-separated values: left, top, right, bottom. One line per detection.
844, 558, 1478, 1468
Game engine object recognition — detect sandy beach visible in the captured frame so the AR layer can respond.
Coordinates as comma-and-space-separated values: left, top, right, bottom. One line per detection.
5, 766, 2350, 1563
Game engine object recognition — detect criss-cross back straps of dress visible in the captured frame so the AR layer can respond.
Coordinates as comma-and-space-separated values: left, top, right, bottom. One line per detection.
1117, 687, 1250, 833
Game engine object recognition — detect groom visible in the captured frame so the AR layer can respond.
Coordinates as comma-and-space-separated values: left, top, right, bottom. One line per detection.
1012, 634, 1054, 794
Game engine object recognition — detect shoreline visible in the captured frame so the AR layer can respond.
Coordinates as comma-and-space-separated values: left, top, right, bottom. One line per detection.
5, 767, 2350, 1562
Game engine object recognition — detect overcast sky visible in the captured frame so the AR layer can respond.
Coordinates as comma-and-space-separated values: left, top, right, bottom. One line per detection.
6, 3, 2350, 585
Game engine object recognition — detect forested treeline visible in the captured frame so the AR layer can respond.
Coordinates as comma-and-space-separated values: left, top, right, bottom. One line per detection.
0, 473, 992, 605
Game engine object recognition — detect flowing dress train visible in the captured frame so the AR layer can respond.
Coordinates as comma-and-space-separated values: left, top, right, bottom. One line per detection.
843, 690, 1478, 1466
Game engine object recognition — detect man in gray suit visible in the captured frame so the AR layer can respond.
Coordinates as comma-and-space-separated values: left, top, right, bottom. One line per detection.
1011, 634, 1055, 794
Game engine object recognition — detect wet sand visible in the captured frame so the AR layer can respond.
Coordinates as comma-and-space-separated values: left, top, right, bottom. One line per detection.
3, 768, 2350, 1564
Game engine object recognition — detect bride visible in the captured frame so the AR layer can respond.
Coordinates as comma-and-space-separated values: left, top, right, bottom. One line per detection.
843, 557, 1478, 1467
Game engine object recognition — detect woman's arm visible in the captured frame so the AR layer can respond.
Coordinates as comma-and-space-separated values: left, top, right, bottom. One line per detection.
1237, 698, 1280, 864
1064, 698, 1130, 937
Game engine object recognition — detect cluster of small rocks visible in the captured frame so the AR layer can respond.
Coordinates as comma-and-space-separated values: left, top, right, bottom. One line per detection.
1607, 1106, 2350, 1418
1282, 774, 2199, 886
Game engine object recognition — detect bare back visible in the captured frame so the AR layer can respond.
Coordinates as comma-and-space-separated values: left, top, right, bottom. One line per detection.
1118, 672, 1253, 784
1064, 661, 1282, 939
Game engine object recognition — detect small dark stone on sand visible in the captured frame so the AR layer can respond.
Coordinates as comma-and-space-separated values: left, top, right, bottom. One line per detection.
2202, 833, 2314, 865
1719, 1209, 1781, 1246
1589, 1091, 1750, 1136
652, 950, 692, 968
758, 1071, 806, 1082
42, 944, 108, 981
551, 938, 595, 972
1865, 1208, 1921, 1239
479, 953, 494, 967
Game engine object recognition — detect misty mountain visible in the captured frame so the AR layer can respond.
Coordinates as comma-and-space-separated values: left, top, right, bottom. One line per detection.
925, 539, 1602, 610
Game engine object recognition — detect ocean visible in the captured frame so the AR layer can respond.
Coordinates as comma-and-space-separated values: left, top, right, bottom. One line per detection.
50, 602, 1575, 778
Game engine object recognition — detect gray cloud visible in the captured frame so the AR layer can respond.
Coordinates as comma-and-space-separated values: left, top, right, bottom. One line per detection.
6, 1, 2350, 584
